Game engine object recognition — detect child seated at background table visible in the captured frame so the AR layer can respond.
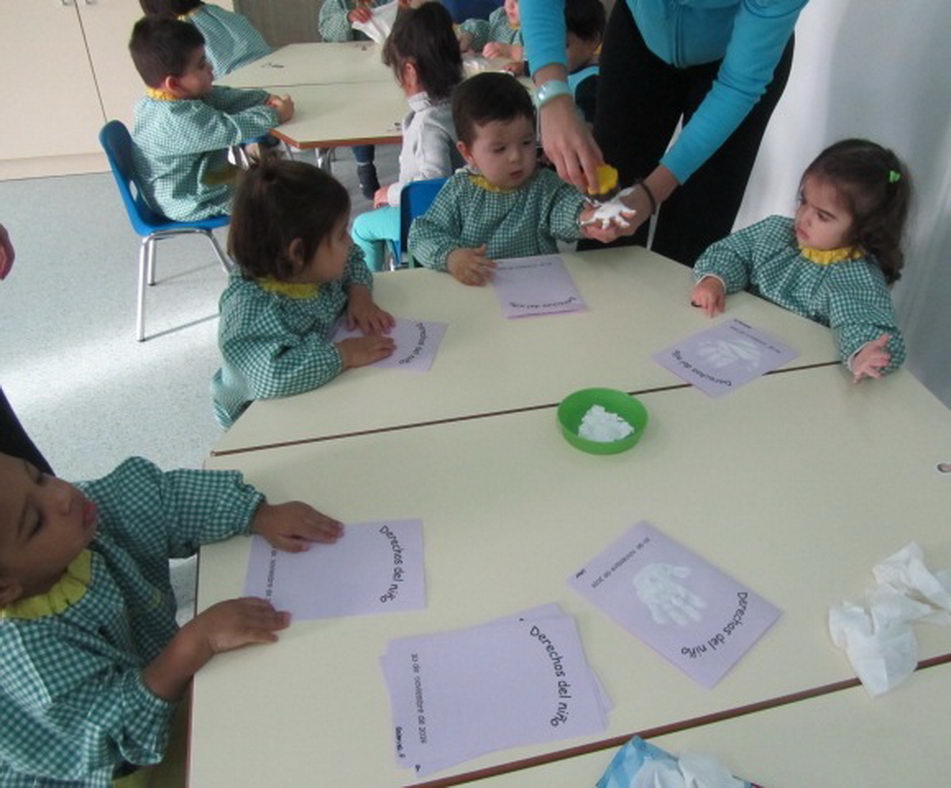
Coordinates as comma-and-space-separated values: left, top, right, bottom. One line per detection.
0, 451, 341, 786
212, 157, 395, 428
564, 0, 605, 125
691, 138, 910, 382
351, 2, 464, 271
407, 72, 627, 286
458, 0, 523, 66
129, 17, 293, 222
138, 0, 271, 77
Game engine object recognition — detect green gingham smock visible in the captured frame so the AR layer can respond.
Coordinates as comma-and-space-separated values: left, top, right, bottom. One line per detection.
211, 245, 374, 428
694, 215, 906, 372
407, 167, 588, 271
459, 7, 523, 51
318, 0, 392, 42
0, 457, 263, 787
183, 3, 272, 77
132, 86, 277, 222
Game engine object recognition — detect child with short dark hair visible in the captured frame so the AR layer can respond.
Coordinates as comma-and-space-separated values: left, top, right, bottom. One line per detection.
691, 138, 911, 382
458, 0, 523, 63
212, 157, 395, 427
128, 16, 293, 222
0, 451, 341, 785
407, 72, 626, 286
351, 2, 464, 270
138, 0, 271, 76
565, 0, 605, 125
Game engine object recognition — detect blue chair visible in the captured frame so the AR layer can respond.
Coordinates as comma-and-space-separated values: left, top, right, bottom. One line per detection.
441, 0, 503, 23
99, 120, 232, 341
394, 177, 448, 268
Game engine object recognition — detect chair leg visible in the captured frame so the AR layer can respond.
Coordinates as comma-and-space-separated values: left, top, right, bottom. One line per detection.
146, 235, 157, 286
316, 148, 333, 172
136, 238, 151, 341
203, 230, 233, 274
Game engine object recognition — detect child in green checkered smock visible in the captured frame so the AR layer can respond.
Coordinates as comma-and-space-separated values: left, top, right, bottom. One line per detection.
139, 1, 271, 76
458, 1, 524, 60
128, 17, 293, 222
692, 139, 911, 382
408, 72, 628, 285
0, 452, 343, 787
212, 158, 395, 428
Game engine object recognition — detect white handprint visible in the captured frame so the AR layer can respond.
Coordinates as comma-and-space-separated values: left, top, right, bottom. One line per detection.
696, 337, 762, 370
632, 563, 707, 626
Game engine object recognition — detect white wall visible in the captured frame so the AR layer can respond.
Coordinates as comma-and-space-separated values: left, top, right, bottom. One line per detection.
737, 0, 951, 406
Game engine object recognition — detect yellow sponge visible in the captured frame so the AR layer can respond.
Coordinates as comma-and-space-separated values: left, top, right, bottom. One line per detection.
588, 164, 618, 197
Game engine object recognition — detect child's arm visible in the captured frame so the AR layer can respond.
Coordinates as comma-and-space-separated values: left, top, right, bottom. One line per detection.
205, 85, 274, 114
386, 122, 457, 206
458, 17, 491, 52
827, 265, 906, 381
690, 218, 768, 314
338, 245, 396, 335
318, 0, 360, 42
406, 176, 470, 273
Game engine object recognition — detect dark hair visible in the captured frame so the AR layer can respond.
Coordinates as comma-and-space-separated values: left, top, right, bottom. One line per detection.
228, 156, 351, 282
382, 2, 462, 102
803, 138, 911, 284
129, 16, 205, 87
138, 0, 202, 16
565, 0, 605, 42
452, 73, 534, 148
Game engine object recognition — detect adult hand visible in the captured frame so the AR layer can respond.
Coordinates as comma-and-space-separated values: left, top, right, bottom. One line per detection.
540, 95, 603, 194
0, 224, 14, 280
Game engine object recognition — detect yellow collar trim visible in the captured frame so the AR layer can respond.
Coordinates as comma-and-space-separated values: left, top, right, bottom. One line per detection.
798, 245, 863, 265
258, 277, 319, 299
177, 8, 199, 20
1, 551, 91, 621
468, 173, 519, 194
145, 87, 180, 102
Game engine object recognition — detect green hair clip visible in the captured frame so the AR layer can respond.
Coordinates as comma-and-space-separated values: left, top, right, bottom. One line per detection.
888, 169, 901, 183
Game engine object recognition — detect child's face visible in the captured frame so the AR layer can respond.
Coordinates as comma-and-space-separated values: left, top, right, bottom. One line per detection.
172, 46, 214, 98
566, 32, 599, 73
458, 115, 537, 191
503, 0, 520, 27
795, 175, 854, 250
0, 455, 98, 605
295, 216, 352, 285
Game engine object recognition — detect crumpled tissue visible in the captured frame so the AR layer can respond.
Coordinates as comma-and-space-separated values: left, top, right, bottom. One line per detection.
579, 404, 634, 442
352, 0, 399, 44
828, 541, 951, 696
599, 737, 747, 788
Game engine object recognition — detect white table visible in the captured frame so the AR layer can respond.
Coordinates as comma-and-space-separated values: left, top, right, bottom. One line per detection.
218, 42, 392, 88
193, 366, 951, 786
213, 247, 839, 455
480, 661, 951, 787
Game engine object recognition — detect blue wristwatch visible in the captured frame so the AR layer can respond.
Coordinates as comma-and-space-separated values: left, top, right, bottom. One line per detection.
535, 79, 572, 108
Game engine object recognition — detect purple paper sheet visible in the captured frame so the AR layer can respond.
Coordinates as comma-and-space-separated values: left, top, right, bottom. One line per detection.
491, 254, 586, 318
243, 519, 425, 619
653, 318, 799, 397
332, 317, 448, 372
569, 522, 781, 688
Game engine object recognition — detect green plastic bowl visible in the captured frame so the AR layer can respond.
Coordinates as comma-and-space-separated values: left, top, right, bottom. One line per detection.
557, 388, 649, 455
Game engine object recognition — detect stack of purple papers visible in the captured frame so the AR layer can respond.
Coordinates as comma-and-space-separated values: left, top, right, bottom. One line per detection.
381, 604, 610, 777
242, 519, 426, 619
491, 254, 586, 318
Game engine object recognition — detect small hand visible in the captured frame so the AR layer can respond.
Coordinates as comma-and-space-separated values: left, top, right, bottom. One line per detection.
0, 223, 14, 280
852, 334, 892, 382
690, 277, 726, 317
373, 185, 391, 209
457, 32, 474, 52
187, 597, 290, 655
346, 285, 395, 334
336, 335, 396, 368
447, 244, 496, 286
266, 94, 294, 123
502, 60, 525, 76
348, 6, 373, 24
482, 42, 511, 59
252, 500, 343, 551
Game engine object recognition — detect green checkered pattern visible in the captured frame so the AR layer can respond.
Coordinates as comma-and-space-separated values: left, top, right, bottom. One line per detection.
131, 86, 277, 222
0, 457, 262, 787
459, 7, 523, 50
318, 0, 393, 42
212, 245, 374, 428
408, 167, 588, 271
694, 215, 906, 372
187, 4, 272, 77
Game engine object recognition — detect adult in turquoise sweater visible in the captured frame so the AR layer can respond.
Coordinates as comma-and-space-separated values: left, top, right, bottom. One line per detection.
520, 0, 808, 266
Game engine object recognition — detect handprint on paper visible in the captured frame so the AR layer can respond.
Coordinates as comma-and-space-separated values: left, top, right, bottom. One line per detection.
632, 563, 707, 626
696, 337, 763, 371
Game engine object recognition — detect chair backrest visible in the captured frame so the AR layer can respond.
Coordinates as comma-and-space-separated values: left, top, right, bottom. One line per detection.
400, 177, 448, 267
99, 120, 168, 236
